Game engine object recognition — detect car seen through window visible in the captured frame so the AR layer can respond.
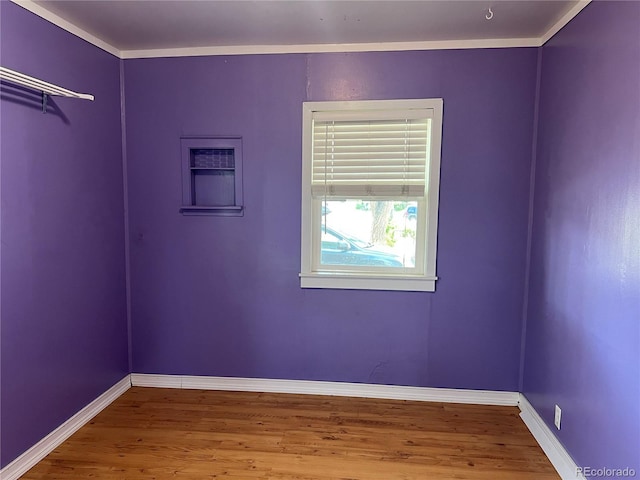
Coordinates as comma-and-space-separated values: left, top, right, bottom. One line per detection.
320, 226, 404, 267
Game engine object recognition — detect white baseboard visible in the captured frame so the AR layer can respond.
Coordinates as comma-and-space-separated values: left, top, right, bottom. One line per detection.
130, 373, 520, 406
518, 394, 584, 480
1, 373, 581, 480
0, 376, 131, 480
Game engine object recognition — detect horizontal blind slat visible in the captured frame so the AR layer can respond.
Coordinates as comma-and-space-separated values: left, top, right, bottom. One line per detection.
312, 109, 434, 122
312, 163, 426, 170
311, 157, 428, 165
311, 184, 426, 197
313, 173, 425, 179
311, 116, 431, 198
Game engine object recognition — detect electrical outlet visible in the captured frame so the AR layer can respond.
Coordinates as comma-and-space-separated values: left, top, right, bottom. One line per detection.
554, 404, 562, 430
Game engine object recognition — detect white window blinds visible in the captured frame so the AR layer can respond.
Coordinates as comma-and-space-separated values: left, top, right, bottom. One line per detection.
311, 109, 432, 197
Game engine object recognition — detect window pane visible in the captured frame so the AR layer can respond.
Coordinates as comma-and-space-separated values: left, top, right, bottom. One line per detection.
320, 200, 417, 268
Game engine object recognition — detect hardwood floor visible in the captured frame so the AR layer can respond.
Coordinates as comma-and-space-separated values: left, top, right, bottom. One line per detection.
23, 387, 559, 479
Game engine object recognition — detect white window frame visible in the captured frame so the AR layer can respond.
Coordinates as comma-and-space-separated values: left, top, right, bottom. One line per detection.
300, 99, 443, 292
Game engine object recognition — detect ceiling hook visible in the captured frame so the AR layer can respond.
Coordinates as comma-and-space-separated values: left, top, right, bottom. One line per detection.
486, 7, 494, 20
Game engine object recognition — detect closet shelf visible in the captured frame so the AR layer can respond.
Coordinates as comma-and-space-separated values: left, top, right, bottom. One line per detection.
0, 66, 94, 112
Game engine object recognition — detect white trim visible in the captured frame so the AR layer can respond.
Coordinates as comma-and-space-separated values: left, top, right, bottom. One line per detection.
130, 373, 519, 406
300, 98, 442, 292
9, 0, 590, 59
0, 373, 581, 480
120, 38, 541, 59
10, 0, 121, 58
518, 394, 584, 480
0, 376, 131, 480
300, 103, 313, 277
540, 1, 591, 45
130, 373, 182, 388
425, 98, 443, 282
300, 273, 436, 292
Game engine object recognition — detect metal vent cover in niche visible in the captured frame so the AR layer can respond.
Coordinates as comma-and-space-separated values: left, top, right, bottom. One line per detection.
192, 149, 235, 169
180, 138, 244, 216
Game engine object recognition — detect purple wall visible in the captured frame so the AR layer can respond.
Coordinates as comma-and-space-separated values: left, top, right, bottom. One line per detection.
124, 49, 538, 391
0, 2, 129, 467
523, 1, 640, 474
9, 1, 634, 472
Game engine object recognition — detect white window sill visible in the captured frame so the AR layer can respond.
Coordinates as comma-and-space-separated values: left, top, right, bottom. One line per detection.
299, 273, 437, 292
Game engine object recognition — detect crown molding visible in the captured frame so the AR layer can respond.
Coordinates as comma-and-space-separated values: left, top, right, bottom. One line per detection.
540, 0, 591, 45
120, 37, 542, 59
11, 0, 121, 57
11, 0, 591, 60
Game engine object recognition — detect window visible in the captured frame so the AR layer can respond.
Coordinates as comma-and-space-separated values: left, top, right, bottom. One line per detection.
180, 137, 243, 216
300, 99, 443, 291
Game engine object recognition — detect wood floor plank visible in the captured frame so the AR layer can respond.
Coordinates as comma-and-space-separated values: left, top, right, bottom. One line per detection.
21, 387, 559, 479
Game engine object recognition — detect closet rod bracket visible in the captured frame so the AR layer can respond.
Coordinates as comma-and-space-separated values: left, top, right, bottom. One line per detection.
42, 91, 48, 114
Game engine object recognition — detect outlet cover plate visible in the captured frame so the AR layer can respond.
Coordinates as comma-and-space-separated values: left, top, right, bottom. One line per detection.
554, 404, 561, 430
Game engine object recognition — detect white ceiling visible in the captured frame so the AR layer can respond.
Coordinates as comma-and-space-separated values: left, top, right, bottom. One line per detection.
18, 0, 588, 58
